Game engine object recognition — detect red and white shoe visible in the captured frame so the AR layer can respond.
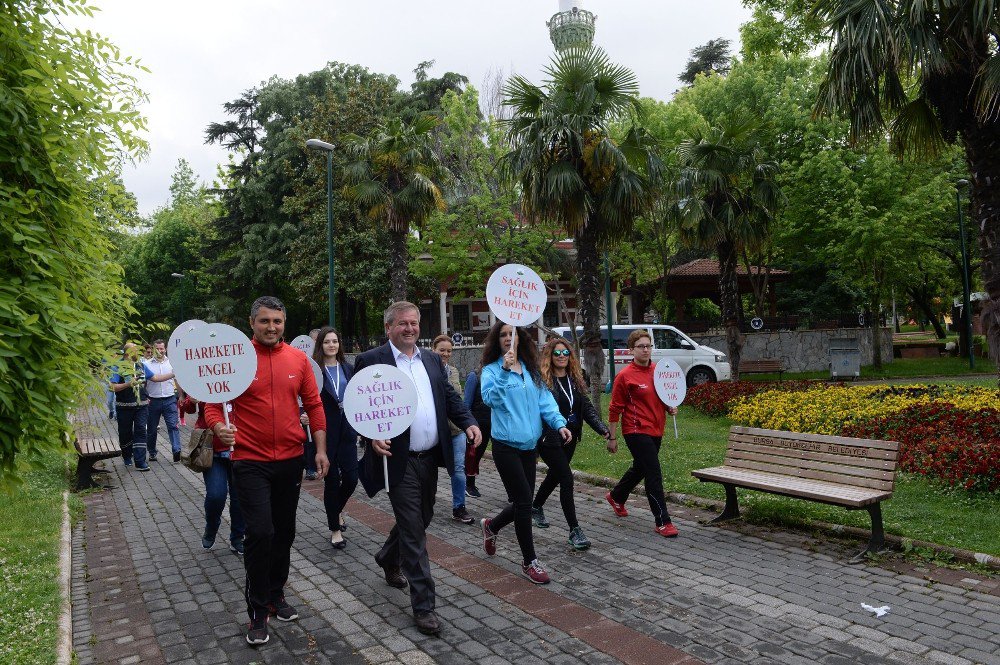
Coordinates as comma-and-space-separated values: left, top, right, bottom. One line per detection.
481, 518, 497, 556
654, 523, 679, 538
522, 559, 551, 584
605, 491, 629, 517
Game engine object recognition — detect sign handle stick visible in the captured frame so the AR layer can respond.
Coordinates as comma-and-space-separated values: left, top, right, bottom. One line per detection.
673, 414, 678, 439
383, 456, 390, 492
223, 402, 234, 452
297, 398, 312, 443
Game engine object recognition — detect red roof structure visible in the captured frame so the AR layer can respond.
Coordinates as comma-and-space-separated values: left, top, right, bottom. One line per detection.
667, 258, 790, 278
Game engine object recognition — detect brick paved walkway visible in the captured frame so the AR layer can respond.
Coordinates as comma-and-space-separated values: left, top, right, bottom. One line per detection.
73, 425, 1000, 664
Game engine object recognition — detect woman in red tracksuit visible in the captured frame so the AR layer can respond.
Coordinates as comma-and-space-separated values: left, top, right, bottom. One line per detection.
604, 329, 680, 538
181, 395, 246, 553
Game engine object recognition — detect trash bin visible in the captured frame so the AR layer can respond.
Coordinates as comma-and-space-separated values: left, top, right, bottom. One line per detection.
830, 337, 861, 379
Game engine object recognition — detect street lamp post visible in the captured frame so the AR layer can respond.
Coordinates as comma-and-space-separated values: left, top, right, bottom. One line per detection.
306, 138, 337, 328
604, 252, 616, 390
956, 179, 974, 369
170, 272, 185, 323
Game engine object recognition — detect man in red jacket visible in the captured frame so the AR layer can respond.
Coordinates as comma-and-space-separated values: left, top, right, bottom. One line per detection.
206, 296, 328, 646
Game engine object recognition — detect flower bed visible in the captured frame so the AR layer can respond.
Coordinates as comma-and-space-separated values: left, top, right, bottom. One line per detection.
844, 403, 1000, 492
685, 380, 815, 416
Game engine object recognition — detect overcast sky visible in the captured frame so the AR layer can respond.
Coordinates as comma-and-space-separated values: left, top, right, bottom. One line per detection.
78, 1, 753, 215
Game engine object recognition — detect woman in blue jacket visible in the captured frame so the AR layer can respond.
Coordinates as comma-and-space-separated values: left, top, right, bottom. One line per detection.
479, 322, 570, 584
311, 327, 358, 549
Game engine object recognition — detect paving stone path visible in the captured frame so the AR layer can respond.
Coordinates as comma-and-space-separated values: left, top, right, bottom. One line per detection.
73, 425, 1000, 664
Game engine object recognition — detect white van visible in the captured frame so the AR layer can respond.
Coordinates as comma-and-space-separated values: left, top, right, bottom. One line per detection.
550, 324, 731, 387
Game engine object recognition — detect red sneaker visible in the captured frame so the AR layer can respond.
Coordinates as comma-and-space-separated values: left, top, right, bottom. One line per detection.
605, 491, 628, 517
654, 523, 679, 538
481, 518, 497, 556
521, 559, 551, 584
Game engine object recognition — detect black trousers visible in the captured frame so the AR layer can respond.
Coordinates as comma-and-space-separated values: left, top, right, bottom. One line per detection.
534, 441, 579, 530
489, 441, 537, 566
323, 432, 359, 532
610, 433, 671, 526
115, 404, 147, 465
376, 453, 437, 613
232, 457, 304, 621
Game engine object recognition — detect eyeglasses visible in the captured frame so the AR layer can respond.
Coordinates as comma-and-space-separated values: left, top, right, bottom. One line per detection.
552, 349, 571, 357
632, 344, 653, 350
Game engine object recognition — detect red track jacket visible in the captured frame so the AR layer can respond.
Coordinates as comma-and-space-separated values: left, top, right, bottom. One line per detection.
204, 339, 326, 462
608, 362, 667, 437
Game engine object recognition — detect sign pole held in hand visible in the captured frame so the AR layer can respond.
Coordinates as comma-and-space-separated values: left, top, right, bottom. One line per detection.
653, 358, 687, 439
299, 358, 324, 444
342, 365, 419, 493
172, 324, 258, 451
486, 264, 548, 344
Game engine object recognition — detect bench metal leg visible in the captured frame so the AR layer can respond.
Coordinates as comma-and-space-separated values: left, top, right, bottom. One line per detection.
709, 484, 741, 523
849, 503, 886, 564
76, 457, 99, 491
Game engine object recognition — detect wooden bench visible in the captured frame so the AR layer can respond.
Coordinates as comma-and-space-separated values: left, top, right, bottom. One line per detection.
692, 426, 899, 563
738, 359, 784, 378
70, 403, 121, 490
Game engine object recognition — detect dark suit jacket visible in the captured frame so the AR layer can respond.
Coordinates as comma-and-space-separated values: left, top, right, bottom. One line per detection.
354, 343, 477, 494
319, 361, 356, 448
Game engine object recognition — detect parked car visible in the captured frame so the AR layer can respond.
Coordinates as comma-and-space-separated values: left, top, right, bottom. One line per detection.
550, 324, 731, 387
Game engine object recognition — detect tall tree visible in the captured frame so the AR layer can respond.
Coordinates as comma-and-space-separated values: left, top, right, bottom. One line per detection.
343, 115, 447, 302
674, 115, 783, 379
500, 46, 661, 402
0, 0, 146, 481
810, 0, 1000, 367
679, 38, 732, 84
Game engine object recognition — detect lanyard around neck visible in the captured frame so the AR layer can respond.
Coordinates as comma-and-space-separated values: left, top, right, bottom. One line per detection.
556, 375, 574, 410
324, 364, 342, 398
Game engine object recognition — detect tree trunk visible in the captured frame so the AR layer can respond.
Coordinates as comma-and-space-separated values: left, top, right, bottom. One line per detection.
388, 228, 409, 303
576, 228, 606, 405
964, 127, 1000, 370
906, 286, 947, 339
870, 293, 882, 371
717, 239, 744, 381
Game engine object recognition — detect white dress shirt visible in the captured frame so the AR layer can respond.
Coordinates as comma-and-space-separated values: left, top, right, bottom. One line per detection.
143, 356, 175, 398
389, 341, 438, 452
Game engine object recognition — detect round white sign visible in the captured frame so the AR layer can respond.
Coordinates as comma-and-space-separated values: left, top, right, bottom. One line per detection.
341, 364, 418, 440
172, 324, 257, 403
750, 317, 764, 331
486, 264, 548, 327
167, 319, 206, 358
290, 334, 315, 357
653, 357, 687, 408
451, 332, 464, 345
308, 357, 323, 392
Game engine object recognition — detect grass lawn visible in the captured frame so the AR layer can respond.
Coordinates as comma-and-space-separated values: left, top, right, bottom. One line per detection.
0, 454, 76, 665
571, 397, 1000, 557
743, 355, 997, 382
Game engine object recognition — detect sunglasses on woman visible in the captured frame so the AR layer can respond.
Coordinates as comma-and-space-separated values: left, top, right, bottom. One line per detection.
552, 349, 572, 357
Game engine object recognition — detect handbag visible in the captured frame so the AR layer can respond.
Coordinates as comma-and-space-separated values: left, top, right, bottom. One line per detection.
182, 428, 215, 472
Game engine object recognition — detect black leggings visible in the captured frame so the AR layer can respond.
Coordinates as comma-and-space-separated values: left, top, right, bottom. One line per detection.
488, 440, 537, 565
609, 433, 671, 526
533, 441, 578, 529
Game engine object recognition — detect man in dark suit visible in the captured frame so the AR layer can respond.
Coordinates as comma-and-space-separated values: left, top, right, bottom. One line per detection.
354, 301, 481, 636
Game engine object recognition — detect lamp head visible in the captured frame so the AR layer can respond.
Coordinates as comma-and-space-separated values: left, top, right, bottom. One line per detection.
306, 138, 335, 152
170, 272, 184, 279
957, 179, 970, 189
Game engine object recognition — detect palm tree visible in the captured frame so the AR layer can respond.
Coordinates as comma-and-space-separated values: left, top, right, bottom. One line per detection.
811, 0, 1000, 363
343, 115, 446, 302
500, 46, 661, 402
674, 115, 782, 380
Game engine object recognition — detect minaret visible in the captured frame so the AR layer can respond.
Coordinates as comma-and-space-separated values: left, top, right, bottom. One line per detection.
546, 0, 596, 52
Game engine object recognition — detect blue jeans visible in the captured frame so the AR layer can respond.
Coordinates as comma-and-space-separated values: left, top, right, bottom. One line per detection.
203, 455, 245, 542
106, 388, 116, 418
450, 432, 467, 509
147, 395, 181, 456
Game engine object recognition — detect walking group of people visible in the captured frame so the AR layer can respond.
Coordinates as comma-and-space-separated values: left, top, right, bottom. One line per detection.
112, 295, 680, 646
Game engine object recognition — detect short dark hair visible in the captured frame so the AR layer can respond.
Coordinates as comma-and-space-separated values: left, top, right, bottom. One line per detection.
152, 339, 165, 346
250, 296, 286, 321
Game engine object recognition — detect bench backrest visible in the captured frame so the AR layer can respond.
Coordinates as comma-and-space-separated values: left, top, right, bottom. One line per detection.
739, 360, 782, 370
727, 426, 899, 492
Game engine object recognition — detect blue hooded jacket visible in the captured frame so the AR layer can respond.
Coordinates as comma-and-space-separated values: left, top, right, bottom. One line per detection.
480, 358, 566, 449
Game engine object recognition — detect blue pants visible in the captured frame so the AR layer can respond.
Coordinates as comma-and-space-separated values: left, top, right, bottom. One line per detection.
203, 456, 246, 543
450, 432, 467, 509
147, 395, 180, 456
106, 388, 116, 419
116, 404, 148, 466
